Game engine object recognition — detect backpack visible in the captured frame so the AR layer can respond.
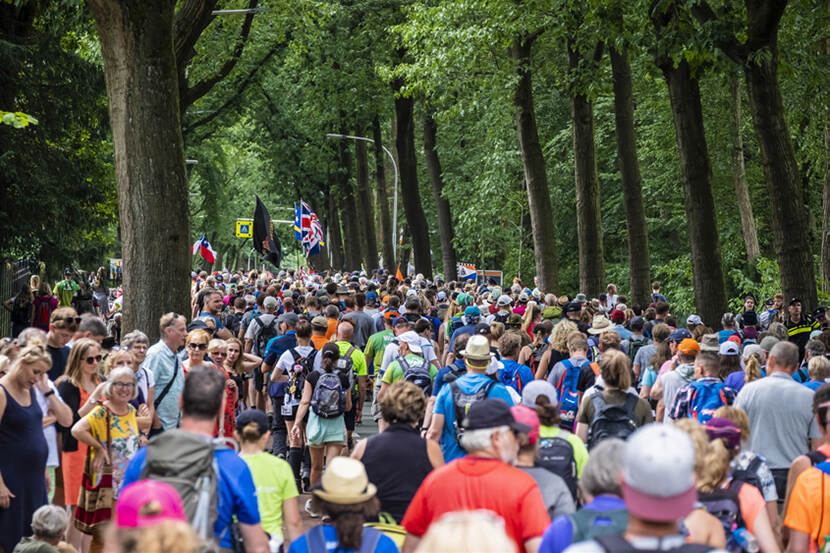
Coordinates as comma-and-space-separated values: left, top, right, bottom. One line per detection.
308, 525, 382, 553
400, 355, 432, 396
493, 311, 509, 324
36, 297, 53, 326
687, 381, 730, 423
224, 312, 244, 335
627, 336, 649, 369
595, 534, 712, 553
537, 435, 579, 501
808, 450, 829, 466
530, 342, 550, 376
556, 359, 584, 431
698, 480, 749, 553
730, 455, 765, 497
587, 392, 639, 450
450, 379, 496, 440
334, 346, 358, 401
448, 317, 465, 338
310, 370, 347, 418
568, 508, 629, 544
285, 348, 317, 402
441, 362, 467, 384
253, 316, 279, 355
498, 361, 527, 393
140, 430, 229, 542
11, 300, 30, 325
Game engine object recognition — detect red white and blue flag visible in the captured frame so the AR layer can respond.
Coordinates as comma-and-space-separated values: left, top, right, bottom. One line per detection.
458, 263, 477, 280
191, 234, 216, 264
294, 200, 325, 256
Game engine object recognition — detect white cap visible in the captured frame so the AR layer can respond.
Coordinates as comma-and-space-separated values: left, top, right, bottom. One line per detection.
497, 295, 513, 307
397, 331, 422, 353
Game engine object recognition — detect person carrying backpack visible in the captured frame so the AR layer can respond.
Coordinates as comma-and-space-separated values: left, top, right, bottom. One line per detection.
291, 342, 352, 517
497, 332, 535, 394
560, 424, 725, 553
548, 332, 600, 432
669, 349, 737, 424
425, 334, 514, 463
120, 366, 270, 553
575, 351, 653, 448
377, 331, 436, 403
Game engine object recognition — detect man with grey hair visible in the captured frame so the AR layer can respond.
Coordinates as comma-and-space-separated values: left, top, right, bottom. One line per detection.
793, 338, 826, 384
735, 340, 822, 500
13, 504, 68, 551
402, 398, 550, 553
539, 439, 627, 553
75, 313, 107, 345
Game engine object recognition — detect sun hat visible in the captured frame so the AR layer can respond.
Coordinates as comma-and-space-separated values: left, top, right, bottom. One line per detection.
461, 334, 491, 362
521, 380, 558, 408
312, 457, 377, 505
621, 424, 697, 522
699, 334, 720, 353
677, 339, 700, 356
510, 405, 540, 444
564, 302, 582, 314
557, 295, 570, 307
114, 480, 187, 528
506, 314, 523, 327
397, 331, 423, 353
588, 316, 613, 335
686, 314, 703, 326
719, 341, 740, 356
311, 315, 328, 329
463, 398, 532, 434
574, 293, 588, 304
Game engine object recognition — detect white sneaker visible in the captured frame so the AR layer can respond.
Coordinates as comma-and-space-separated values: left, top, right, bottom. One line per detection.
304, 498, 321, 518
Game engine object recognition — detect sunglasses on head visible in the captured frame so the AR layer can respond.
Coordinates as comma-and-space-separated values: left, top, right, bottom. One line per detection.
188, 343, 207, 350
85, 355, 103, 364
57, 317, 82, 326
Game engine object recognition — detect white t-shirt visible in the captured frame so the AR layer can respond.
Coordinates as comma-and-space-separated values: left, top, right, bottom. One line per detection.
35, 380, 63, 467
276, 345, 315, 408
136, 366, 155, 404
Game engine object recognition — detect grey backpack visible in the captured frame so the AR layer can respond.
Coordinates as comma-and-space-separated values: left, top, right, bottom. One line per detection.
310, 370, 347, 418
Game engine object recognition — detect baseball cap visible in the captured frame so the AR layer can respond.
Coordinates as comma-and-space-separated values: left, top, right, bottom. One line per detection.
510, 405, 540, 444
704, 418, 742, 451
789, 297, 802, 306
677, 339, 700, 356
497, 294, 513, 307
473, 322, 491, 336
263, 296, 278, 309
564, 302, 582, 314
437, 291, 447, 302
621, 424, 697, 522
236, 409, 269, 435
397, 331, 423, 353
366, 291, 378, 304
464, 306, 481, 319
114, 480, 187, 528
719, 341, 740, 356
186, 319, 209, 332
463, 398, 532, 433
686, 314, 703, 326
742, 343, 762, 361
281, 312, 299, 326
311, 315, 328, 329
668, 328, 692, 343
521, 380, 558, 408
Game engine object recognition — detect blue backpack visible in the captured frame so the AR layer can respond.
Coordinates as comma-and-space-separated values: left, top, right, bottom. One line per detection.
556, 359, 583, 431
688, 381, 730, 423
499, 361, 527, 393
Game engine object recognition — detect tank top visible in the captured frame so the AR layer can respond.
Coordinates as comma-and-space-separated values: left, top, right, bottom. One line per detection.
361, 423, 433, 523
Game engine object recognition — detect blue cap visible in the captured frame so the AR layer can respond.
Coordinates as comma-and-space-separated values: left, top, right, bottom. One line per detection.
464, 306, 481, 319
366, 291, 378, 303
669, 328, 692, 342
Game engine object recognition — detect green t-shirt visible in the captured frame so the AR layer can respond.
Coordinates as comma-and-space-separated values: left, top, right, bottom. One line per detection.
364, 329, 394, 374
381, 353, 439, 385
336, 341, 368, 393
538, 424, 590, 478
241, 451, 298, 539
54, 279, 79, 307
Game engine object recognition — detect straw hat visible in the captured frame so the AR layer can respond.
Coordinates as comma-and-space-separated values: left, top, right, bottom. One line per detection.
588, 315, 612, 335
312, 457, 377, 505
460, 334, 491, 362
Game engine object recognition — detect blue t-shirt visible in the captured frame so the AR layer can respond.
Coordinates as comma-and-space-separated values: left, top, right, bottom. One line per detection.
198, 312, 225, 330
539, 495, 627, 553
433, 373, 514, 462
806, 380, 825, 391
288, 525, 399, 553
121, 443, 260, 548
718, 329, 737, 344
498, 359, 535, 394
724, 368, 767, 393
432, 360, 466, 398
263, 331, 297, 396
448, 324, 477, 353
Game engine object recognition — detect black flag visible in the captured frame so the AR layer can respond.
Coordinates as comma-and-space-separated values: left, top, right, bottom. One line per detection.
253, 196, 282, 267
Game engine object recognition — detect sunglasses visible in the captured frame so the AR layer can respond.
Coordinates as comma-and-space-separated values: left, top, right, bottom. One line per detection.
57, 317, 82, 326
188, 343, 207, 351
85, 355, 103, 364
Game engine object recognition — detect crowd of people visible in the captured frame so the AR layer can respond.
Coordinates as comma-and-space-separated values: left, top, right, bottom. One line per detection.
1, 267, 829, 553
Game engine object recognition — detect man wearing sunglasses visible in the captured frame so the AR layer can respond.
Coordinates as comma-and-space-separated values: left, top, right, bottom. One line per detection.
144, 312, 188, 433
45, 307, 79, 381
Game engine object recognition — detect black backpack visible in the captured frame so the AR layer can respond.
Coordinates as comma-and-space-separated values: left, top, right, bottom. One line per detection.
587, 392, 639, 450
253, 316, 279, 355
224, 312, 244, 335
451, 379, 495, 440
334, 346, 358, 401
698, 480, 747, 553
441, 363, 467, 384
730, 455, 765, 496
493, 311, 510, 324
286, 348, 316, 401
530, 342, 550, 376
537, 435, 578, 501
400, 355, 432, 396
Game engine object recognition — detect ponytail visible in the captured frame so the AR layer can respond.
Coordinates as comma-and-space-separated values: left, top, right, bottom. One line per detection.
744, 354, 762, 384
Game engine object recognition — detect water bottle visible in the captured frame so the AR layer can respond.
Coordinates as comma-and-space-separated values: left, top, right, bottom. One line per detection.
732, 528, 759, 553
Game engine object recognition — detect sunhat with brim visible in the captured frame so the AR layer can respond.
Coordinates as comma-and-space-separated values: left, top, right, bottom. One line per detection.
621, 424, 697, 522
312, 457, 377, 505
588, 316, 612, 335
460, 334, 491, 362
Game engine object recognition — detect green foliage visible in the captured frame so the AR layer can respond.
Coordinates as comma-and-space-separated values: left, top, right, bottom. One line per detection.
1, 111, 38, 128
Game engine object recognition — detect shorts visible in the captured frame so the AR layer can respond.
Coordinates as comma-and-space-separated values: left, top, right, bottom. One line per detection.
306, 410, 346, 447
371, 383, 382, 422
253, 366, 264, 391
344, 403, 356, 432
282, 403, 300, 422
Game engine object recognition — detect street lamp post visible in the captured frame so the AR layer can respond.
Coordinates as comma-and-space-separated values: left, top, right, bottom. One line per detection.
325, 133, 399, 265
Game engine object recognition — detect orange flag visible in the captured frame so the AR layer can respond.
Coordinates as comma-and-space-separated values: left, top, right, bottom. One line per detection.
396, 264, 404, 281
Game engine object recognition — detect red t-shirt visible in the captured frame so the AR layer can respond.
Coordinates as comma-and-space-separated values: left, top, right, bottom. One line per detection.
402, 456, 550, 552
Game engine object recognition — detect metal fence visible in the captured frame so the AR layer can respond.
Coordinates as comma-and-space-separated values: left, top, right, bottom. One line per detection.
0, 260, 36, 338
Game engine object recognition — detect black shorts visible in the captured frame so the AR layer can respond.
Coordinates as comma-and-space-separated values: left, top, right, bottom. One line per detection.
282, 403, 300, 422
253, 366, 264, 391
344, 403, 356, 431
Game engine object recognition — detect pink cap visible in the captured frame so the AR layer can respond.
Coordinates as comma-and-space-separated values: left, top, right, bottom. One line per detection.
114, 480, 187, 528
510, 405, 540, 444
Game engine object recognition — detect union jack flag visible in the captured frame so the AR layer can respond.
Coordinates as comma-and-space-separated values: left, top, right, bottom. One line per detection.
296, 200, 325, 256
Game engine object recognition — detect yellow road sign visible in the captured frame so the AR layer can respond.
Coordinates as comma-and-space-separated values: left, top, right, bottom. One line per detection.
235, 219, 253, 238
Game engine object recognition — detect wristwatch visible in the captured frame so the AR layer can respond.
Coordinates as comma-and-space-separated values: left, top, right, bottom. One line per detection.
44, 390, 55, 398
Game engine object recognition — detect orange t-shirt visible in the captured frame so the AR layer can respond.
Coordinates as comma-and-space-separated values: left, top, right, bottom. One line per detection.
311, 335, 329, 351
784, 465, 830, 553
325, 318, 338, 340
733, 481, 765, 535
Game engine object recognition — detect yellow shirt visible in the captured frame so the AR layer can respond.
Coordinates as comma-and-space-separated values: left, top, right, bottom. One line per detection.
84, 405, 139, 496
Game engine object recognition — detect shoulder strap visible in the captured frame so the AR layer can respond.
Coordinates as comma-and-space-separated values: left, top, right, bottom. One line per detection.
398, 356, 410, 373
482, 378, 496, 397
289, 348, 301, 362
589, 362, 600, 376
307, 524, 328, 553
622, 393, 639, 414
154, 356, 180, 408
253, 316, 264, 330
359, 527, 383, 553
594, 534, 637, 553
816, 461, 830, 477
807, 449, 829, 466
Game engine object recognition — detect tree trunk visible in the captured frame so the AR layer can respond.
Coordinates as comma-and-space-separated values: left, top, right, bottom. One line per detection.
609, 40, 651, 308
355, 129, 378, 270
393, 89, 432, 277
510, 35, 558, 293
659, 58, 727, 326
823, 23, 830, 291
89, 0, 190, 341
569, 41, 605, 298
742, 51, 817, 309
423, 113, 458, 281
326, 178, 344, 270
729, 74, 760, 264
372, 118, 395, 271
336, 138, 360, 271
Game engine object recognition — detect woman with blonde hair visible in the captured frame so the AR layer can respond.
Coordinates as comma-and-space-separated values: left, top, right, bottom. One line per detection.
57, 338, 104, 553
414, 511, 514, 553
223, 336, 260, 411
182, 329, 210, 374
535, 320, 577, 379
